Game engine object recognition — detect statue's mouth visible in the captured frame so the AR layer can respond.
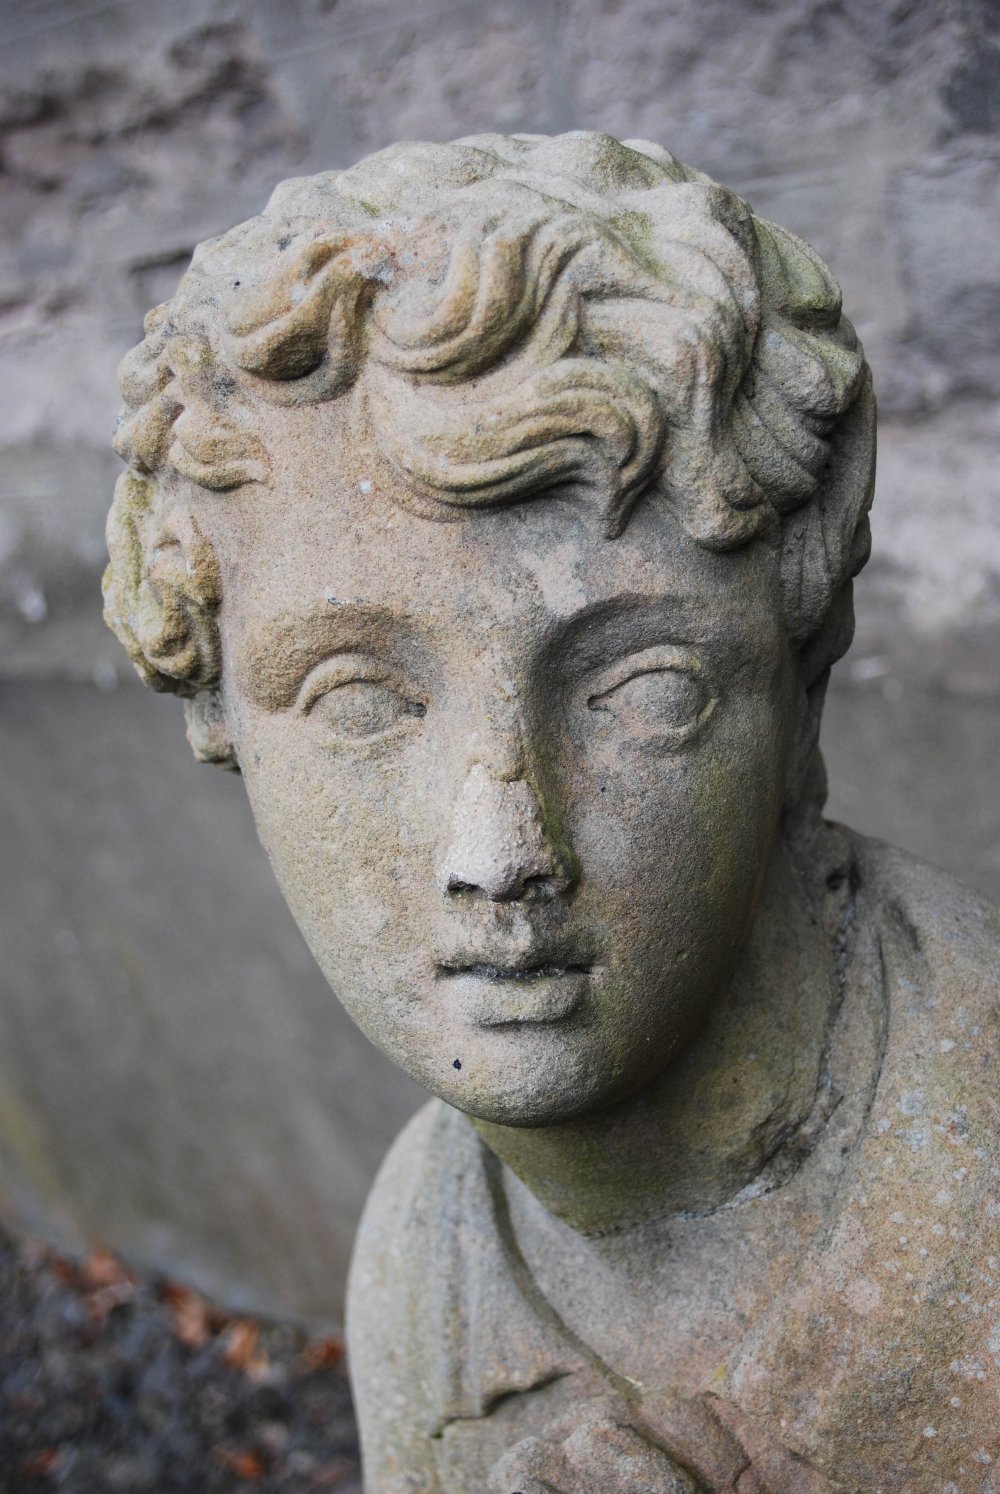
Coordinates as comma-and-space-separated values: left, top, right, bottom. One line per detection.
439, 961, 591, 982
435, 960, 593, 1027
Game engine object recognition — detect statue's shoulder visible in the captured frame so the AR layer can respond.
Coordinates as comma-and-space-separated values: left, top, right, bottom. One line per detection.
349, 1094, 483, 1264
836, 834, 998, 1407
850, 828, 1000, 1170
346, 1094, 476, 1345
731, 834, 1000, 1480
852, 828, 1000, 988
345, 1099, 488, 1488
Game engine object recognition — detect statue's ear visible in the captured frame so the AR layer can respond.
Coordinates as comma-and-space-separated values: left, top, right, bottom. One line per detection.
782, 539, 860, 816
105, 470, 237, 769
104, 471, 222, 692
184, 690, 239, 771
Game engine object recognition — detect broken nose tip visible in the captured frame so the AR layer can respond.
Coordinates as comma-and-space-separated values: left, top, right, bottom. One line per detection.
440, 765, 575, 901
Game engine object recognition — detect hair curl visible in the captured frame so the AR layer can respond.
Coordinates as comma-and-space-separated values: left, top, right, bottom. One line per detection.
105, 131, 874, 769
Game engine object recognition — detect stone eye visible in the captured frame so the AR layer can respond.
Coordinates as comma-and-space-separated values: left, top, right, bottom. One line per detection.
588, 666, 713, 742
306, 679, 426, 740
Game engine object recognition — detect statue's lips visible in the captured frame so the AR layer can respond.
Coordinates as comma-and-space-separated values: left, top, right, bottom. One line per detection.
436, 962, 592, 1027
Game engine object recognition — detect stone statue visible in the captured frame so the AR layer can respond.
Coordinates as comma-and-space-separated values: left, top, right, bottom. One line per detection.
103, 133, 1000, 1491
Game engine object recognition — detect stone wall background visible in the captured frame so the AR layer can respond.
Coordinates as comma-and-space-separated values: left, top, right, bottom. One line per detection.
1, 0, 998, 1321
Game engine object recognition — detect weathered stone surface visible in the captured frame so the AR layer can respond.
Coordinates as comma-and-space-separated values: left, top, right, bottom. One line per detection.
98, 129, 1000, 1488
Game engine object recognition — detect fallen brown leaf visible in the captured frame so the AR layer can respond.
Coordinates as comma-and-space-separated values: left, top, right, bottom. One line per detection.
46, 1254, 78, 1289
214, 1445, 267, 1479
80, 1246, 135, 1290
221, 1319, 258, 1366
221, 1319, 269, 1378
19, 1449, 61, 1478
297, 1334, 345, 1372
161, 1280, 217, 1348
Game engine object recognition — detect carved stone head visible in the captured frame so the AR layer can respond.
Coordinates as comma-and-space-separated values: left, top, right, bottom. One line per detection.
104, 132, 874, 1127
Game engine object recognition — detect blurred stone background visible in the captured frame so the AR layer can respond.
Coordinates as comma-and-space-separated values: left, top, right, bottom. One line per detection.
0, 0, 997, 1323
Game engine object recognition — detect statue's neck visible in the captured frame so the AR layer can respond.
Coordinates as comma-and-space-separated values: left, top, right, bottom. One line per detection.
470, 834, 844, 1237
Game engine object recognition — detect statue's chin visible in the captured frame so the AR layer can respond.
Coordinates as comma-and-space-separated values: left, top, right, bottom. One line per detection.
392, 1028, 644, 1131
439, 1086, 598, 1131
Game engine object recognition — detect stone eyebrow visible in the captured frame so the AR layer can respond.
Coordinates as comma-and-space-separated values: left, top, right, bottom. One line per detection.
234, 601, 402, 710
546, 592, 716, 659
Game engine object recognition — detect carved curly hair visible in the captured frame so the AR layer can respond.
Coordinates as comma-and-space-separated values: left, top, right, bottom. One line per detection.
104, 131, 874, 770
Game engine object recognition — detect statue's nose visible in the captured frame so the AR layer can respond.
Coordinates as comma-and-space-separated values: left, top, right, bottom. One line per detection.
438, 763, 578, 902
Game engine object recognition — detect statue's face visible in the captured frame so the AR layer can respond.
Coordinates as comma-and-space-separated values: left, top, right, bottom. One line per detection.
216, 423, 795, 1126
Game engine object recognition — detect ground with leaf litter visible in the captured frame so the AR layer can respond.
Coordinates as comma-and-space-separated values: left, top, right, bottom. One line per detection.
0, 1229, 361, 1492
